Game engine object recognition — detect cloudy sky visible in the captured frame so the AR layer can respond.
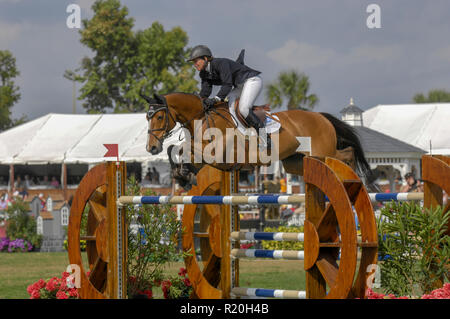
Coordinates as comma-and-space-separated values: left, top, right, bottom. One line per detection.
1, 0, 450, 122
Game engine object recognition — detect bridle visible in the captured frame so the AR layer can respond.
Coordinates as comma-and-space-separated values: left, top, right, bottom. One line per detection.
146, 103, 177, 147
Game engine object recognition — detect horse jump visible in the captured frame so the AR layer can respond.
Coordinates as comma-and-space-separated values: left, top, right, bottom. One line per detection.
67, 155, 449, 299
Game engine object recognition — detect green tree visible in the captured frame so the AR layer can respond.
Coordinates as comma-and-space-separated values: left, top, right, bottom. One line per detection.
413, 89, 450, 103
0, 50, 25, 131
71, 0, 197, 113
266, 70, 318, 110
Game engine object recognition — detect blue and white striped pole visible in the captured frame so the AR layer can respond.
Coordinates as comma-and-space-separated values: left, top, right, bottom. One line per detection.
232, 287, 306, 299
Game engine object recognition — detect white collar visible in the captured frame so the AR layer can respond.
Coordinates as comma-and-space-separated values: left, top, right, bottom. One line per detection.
205, 61, 211, 73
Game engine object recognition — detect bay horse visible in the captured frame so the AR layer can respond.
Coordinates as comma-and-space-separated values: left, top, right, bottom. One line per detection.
144, 92, 371, 190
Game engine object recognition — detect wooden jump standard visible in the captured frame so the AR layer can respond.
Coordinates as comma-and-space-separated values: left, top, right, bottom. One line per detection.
67, 155, 448, 299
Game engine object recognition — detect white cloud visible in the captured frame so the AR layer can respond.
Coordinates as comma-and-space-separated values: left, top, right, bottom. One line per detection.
432, 45, 450, 63
267, 40, 337, 69
343, 44, 402, 64
267, 40, 403, 71
0, 21, 23, 46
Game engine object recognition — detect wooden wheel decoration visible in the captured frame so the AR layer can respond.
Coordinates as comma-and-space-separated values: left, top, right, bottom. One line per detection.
182, 165, 225, 299
303, 157, 377, 299
68, 162, 127, 299
325, 157, 378, 298
422, 155, 450, 236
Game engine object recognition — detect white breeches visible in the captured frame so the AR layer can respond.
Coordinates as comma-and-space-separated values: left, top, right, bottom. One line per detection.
227, 75, 263, 118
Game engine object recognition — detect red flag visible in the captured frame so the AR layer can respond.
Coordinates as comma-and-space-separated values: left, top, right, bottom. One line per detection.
103, 144, 119, 161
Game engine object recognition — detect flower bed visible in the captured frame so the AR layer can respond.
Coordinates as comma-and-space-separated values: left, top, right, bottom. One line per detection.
0, 237, 33, 252
366, 283, 450, 299
27, 272, 79, 299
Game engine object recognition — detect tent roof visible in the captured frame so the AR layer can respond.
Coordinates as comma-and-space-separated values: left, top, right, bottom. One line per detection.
0, 113, 185, 165
363, 103, 450, 155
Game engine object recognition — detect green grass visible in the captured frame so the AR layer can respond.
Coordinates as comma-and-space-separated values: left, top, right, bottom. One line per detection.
0, 252, 306, 299
0, 252, 77, 299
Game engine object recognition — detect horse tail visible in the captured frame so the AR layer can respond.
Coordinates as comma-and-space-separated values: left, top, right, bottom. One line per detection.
319, 112, 372, 178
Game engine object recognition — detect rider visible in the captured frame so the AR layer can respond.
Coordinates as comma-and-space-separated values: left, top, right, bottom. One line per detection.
187, 44, 270, 147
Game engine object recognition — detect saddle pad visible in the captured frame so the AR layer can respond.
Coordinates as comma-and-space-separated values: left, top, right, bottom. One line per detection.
230, 105, 281, 135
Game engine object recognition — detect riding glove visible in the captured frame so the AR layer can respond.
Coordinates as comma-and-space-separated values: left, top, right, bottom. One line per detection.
203, 98, 216, 111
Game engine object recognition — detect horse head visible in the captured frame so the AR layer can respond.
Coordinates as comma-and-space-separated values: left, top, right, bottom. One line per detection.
144, 93, 177, 155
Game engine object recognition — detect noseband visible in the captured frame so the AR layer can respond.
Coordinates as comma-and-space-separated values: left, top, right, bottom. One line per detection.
146, 104, 177, 147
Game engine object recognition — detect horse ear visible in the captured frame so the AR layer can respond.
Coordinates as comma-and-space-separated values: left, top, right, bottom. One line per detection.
140, 92, 153, 104
153, 93, 162, 103
153, 93, 167, 105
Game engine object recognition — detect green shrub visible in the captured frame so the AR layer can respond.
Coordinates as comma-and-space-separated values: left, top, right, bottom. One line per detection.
125, 175, 190, 298
6, 198, 42, 250
377, 201, 450, 296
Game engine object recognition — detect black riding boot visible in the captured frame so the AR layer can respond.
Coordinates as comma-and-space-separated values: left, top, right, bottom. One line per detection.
245, 110, 271, 149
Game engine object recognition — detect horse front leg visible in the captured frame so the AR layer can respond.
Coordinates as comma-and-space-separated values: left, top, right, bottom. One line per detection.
167, 144, 203, 191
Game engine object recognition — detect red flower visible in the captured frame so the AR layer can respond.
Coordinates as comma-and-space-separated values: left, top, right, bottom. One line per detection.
30, 290, 40, 299
37, 279, 46, 289
142, 289, 153, 299
161, 280, 172, 299
178, 268, 187, 277
56, 291, 68, 299
27, 284, 36, 295
68, 288, 79, 298
46, 280, 57, 292
183, 278, 191, 287
61, 272, 70, 279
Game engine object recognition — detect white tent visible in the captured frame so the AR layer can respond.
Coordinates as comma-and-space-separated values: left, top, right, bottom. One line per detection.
363, 103, 450, 155
0, 113, 185, 165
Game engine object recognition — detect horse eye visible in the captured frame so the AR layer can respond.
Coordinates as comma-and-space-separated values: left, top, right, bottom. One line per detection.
157, 115, 163, 120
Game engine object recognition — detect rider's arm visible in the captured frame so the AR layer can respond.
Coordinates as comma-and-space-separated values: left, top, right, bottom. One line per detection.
199, 70, 212, 98
215, 59, 233, 101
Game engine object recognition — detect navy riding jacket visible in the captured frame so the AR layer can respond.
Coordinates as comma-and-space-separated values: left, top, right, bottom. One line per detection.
199, 57, 261, 100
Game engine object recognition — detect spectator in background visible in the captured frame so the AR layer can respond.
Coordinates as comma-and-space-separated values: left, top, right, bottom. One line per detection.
18, 187, 28, 200
14, 175, 23, 190
152, 167, 160, 184
0, 176, 7, 186
50, 176, 60, 188
40, 175, 50, 187
400, 172, 420, 193
24, 174, 34, 190
0, 193, 7, 211
38, 193, 46, 211
279, 176, 287, 193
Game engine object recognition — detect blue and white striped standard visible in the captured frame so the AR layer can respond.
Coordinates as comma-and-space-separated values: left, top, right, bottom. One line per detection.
118, 194, 305, 205
232, 287, 306, 299
231, 248, 304, 260
230, 231, 304, 242
368, 192, 423, 202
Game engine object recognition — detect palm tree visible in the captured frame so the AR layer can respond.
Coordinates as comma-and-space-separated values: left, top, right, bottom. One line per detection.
266, 70, 318, 110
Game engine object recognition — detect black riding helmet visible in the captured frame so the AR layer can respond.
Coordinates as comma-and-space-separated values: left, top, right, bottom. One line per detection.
187, 45, 212, 62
